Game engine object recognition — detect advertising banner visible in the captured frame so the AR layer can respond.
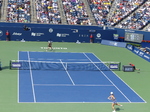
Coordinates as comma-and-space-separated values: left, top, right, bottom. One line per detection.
101, 40, 127, 48
0, 23, 116, 43
126, 44, 150, 62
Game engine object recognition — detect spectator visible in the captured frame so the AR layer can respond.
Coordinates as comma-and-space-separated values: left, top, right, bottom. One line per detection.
90, 34, 94, 43
6, 30, 10, 41
23, 25, 30, 31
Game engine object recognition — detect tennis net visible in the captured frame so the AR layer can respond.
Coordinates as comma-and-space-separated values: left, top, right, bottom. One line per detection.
10, 60, 121, 71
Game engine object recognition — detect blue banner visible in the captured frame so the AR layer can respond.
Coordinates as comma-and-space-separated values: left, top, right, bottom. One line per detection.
0, 23, 116, 43
101, 40, 127, 48
126, 44, 150, 62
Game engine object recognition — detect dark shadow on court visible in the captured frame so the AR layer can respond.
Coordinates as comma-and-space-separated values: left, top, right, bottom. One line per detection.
116, 107, 124, 111
1, 66, 10, 70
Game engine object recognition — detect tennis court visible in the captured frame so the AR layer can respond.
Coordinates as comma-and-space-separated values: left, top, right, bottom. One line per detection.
17, 51, 145, 103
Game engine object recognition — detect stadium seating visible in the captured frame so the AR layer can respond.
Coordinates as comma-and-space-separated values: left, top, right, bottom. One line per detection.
7, 0, 31, 23
116, 1, 150, 30
0, 0, 149, 31
62, 0, 91, 25
106, 0, 145, 26
88, 0, 113, 26
0, 0, 2, 8
36, 0, 61, 24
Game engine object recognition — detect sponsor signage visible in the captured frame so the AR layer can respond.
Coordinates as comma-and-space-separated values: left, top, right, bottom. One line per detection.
49, 28, 53, 33
125, 29, 135, 33
126, 44, 133, 51
0, 30, 3, 36
79, 34, 88, 37
122, 65, 134, 72
71, 29, 78, 33
126, 44, 150, 62
96, 33, 101, 40
109, 64, 119, 69
31, 32, 44, 36
101, 40, 127, 48
11, 62, 21, 68
56, 33, 69, 37
12, 32, 22, 36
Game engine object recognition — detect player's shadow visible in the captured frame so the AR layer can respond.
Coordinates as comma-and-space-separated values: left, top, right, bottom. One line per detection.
116, 108, 124, 111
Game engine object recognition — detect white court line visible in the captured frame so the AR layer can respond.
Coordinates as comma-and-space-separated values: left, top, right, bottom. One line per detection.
27, 51, 36, 103
92, 53, 147, 103
34, 84, 114, 86
83, 52, 132, 103
18, 52, 146, 103
30, 58, 89, 61
17, 51, 19, 103
19, 101, 142, 103
60, 59, 75, 85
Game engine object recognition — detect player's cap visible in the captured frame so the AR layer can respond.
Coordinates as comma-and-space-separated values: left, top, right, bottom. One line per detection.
110, 92, 113, 95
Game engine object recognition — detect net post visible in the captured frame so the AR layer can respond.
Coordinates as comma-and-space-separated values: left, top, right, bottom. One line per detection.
9, 60, 11, 69
119, 62, 121, 71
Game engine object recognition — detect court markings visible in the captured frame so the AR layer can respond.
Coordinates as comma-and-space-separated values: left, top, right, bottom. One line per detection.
18, 51, 146, 103
41, 47, 67, 50
34, 84, 114, 86
92, 53, 147, 103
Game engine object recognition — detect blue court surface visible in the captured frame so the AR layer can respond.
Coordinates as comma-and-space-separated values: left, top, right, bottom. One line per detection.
18, 51, 146, 103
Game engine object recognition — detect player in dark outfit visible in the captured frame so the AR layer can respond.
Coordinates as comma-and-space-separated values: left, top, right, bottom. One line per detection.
129, 63, 140, 71
46, 41, 53, 51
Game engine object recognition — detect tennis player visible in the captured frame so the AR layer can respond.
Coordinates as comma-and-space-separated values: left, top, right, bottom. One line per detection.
129, 63, 140, 71
108, 92, 122, 112
46, 41, 53, 51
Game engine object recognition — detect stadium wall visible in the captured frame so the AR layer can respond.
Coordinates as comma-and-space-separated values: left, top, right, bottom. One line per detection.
0, 23, 116, 43
107, 27, 150, 47
0, 23, 149, 47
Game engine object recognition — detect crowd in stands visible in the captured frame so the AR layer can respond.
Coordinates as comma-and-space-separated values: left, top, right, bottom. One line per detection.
138, 47, 150, 55
107, 0, 145, 26
3, 0, 150, 31
7, 0, 31, 23
36, 0, 61, 24
147, 27, 150, 32
0, 0, 2, 8
116, 1, 150, 30
88, 0, 113, 26
62, 0, 92, 25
